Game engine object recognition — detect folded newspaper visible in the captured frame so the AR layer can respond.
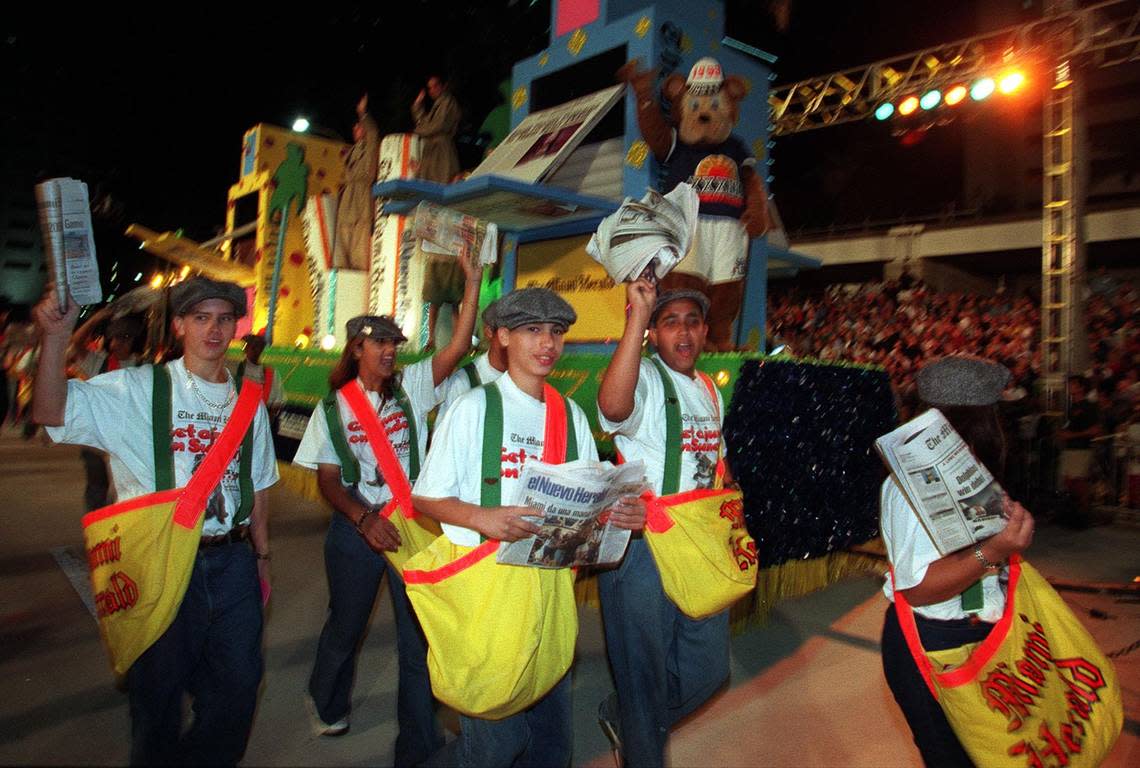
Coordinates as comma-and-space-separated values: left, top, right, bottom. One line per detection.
586, 184, 698, 284
411, 201, 498, 269
35, 177, 102, 310
497, 459, 648, 569
875, 408, 1008, 556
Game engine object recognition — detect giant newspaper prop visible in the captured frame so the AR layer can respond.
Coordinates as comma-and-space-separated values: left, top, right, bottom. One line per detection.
497, 459, 647, 568
875, 408, 1008, 556
411, 202, 499, 270
586, 184, 698, 284
82, 377, 263, 675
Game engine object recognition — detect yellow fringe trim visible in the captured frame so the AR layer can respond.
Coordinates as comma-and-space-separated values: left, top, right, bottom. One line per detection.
276, 462, 327, 509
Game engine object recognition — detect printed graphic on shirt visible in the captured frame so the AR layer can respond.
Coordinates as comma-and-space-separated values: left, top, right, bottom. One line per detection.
502, 431, 544, 479
346, 402, 412, 491
681, 411, 721, 489
688, 154, 743, 208
171, 408, 243, 521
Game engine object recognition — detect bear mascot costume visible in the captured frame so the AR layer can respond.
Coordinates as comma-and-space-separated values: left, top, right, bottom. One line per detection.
619, 56, 770, 350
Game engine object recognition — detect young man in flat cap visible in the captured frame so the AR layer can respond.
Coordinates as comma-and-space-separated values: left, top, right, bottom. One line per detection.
596, 280, 733, 767
33, 276, 279, 766
436, 297, 508, 422
413, 286, 645, 767
292, 254, 480, 763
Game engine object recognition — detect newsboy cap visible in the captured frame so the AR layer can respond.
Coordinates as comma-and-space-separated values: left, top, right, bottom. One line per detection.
345, 315, 408, 343
481, 298, 503, 330
495, 288, 577, 330
650, 289, 710, 326
917, 356, 1011, 407
170, 277, 247, 318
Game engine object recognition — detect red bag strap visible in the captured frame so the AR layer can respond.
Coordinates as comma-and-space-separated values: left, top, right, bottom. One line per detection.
891, 555, 1023, 697
173, 377, 263, 529
403, 540, 499, 584
339, 379, 416, 518
541, 382, 568, 464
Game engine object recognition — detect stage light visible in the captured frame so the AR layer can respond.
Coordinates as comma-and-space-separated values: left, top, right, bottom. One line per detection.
898, 96, 919, 116
180, 265, 191, 278
874, 102, 895, 121
920, 90, 941, 110
150, 274, 164, 289
320, 334, 337, 350
945, 85, 967, 105
294, 333, 311, 349
998, 71, 1025, 94
292, 117, 311, 133
970, 77, 995, 101
770, 344, 787, 355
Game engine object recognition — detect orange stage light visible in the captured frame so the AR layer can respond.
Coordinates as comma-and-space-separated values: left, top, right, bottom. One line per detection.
945, 85, 967, 106
898, 95, 919, 116
999, 71, 1025, 94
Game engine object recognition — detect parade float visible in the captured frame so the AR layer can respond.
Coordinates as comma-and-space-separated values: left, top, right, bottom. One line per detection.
128, 0, 896, 621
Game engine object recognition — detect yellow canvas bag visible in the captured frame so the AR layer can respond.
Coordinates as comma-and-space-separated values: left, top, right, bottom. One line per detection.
82, 367, 262, 675
402, 382, 579, 719
334, 379, 441, 571
644, 487, 758, 619
639, 359, 758, 619
894, 556, 1123, 766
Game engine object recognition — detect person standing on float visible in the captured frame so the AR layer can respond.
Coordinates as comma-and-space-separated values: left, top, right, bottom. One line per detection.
293, 254, 481, 765
595, 281, 735, 767
33, 277, 278, 766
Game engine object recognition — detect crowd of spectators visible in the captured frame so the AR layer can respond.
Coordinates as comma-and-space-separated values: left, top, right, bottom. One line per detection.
767, 271, 1140, 506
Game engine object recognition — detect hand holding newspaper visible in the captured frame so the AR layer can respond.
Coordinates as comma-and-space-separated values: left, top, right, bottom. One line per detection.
875, 409, 1008, 556
497, 459, 648, 569
35, 178, 102, 310
586, 184, 699, 284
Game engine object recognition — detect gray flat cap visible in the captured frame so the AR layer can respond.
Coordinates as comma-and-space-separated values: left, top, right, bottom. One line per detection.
170, 276, 247, 318
496, 287, 577, 330
481, 298, 503, 330
346, 315, 407, 343
917, 356, 1011, 407
650, 289, 709, 326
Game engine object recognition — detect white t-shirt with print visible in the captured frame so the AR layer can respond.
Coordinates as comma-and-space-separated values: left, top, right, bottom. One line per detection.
880, 479, 1006, 622
293, 358, 443, 507
46, 358, 279, 536
598, 355, 725, 495
437, 353, 505, 422
413, 372, 598, 546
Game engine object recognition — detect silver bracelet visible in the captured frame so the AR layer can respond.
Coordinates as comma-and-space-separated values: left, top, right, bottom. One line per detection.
973, 545, 1001, 572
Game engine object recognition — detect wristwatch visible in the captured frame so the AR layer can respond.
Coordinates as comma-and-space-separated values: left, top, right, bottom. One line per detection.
973, 545, 1002, 572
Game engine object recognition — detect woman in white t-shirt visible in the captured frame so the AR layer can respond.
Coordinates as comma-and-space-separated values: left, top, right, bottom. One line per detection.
293, 256, 479, 765
880, 356, 1035, 767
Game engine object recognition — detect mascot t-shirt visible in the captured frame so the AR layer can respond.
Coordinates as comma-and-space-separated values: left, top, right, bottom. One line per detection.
663, 133, 755, 220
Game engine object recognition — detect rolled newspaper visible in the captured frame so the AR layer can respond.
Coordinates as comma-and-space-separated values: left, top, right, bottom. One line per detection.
35, 178, 102, 310
586, 183, 698, 284
411, 202, 498, 269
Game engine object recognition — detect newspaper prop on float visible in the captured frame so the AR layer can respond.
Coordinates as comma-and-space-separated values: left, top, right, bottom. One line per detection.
302, 194, 338, 339
497, 459, 648, 569
412, 201, 499, 269
585, 184, 698, 285
875, 409, 1009, 556
35, 177, 102, 310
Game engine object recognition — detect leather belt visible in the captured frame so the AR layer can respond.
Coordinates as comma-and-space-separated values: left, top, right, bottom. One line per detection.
199, 525, 250, 550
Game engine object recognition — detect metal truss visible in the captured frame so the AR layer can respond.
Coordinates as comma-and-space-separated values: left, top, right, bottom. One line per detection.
768, 0, 1140, 137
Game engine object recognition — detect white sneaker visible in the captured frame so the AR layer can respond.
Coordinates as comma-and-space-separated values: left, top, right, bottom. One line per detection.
305, 695, 349, 737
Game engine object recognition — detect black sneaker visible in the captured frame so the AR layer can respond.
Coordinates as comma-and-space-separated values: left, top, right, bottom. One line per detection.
597, 692, 623, 768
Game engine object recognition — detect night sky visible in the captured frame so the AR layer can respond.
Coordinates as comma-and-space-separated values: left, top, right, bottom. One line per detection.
3, 0, 995, 287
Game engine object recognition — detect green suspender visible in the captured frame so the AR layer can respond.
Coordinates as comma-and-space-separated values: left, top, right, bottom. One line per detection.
462, 362, 481, 389
151, 364, 254, 518
480, 384, 504, 508
323, 384, 421, 485
323, 391, 360, 485
564, 396, 579, 462
152, 365, 175, 491
650, 358, 683, 496
235, 360, 246, 384
393, 385, 420, 483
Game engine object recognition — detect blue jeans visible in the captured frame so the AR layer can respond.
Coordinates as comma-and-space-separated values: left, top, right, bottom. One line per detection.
598, 537, 730, 768
127, 540, 263, 766
427, 672, 572, 768
309, 511, 442, 766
